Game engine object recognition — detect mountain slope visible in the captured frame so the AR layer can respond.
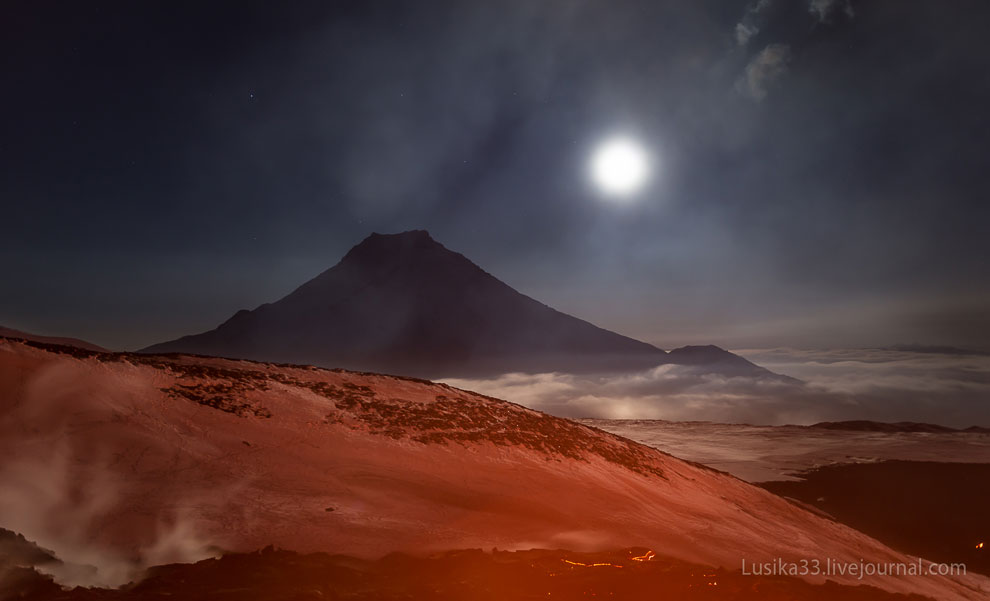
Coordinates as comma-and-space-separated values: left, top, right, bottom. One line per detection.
0, 326, 107, 352
142, 231, 765, 379
1, 338, 985, 599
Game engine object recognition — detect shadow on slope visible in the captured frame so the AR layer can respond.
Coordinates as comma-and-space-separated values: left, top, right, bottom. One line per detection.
760, 461, 990, 577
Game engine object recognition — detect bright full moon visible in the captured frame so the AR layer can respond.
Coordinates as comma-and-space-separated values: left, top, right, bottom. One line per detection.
589, 137, 650, 197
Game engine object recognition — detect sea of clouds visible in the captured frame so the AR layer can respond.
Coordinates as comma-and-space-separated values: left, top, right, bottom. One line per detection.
444, 348, 990, 428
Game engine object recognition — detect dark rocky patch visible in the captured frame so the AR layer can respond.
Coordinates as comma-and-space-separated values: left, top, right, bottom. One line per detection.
761, 461, 990, 576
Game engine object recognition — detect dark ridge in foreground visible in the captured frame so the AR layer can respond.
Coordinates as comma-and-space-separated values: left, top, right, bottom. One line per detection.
3, 546, 935, 601
0, 528, 57, 567
810, 421, 990, 434
760, 461, 990, 577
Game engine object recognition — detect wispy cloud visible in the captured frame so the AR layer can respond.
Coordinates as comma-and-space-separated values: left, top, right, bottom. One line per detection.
736, 43, 791, 101
731, 0, 855, 102
735, 22, 759, 47
809, 0, 854, 23
735, 0, 772, 46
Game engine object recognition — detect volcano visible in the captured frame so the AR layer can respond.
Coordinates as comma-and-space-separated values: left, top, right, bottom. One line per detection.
142, 231, 768, 379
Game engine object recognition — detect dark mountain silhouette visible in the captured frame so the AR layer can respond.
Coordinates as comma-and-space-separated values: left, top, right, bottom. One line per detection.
664, 344, 779, 377
884, 343, 990, 357
809, 420, 990, 434
142, 231, 770, 378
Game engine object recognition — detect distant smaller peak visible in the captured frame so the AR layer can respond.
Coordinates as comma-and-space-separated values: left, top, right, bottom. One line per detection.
669, 344, 726, 354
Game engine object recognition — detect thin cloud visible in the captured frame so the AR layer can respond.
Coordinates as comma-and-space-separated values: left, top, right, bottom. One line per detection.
736, 44, 791, 101
735, 0, 772, 46
809, 0, 854, 23
735, 22, 759, 46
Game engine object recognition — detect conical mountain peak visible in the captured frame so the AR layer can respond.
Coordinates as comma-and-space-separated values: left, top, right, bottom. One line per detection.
142, 231, 761, 379
344, 230, 440, 260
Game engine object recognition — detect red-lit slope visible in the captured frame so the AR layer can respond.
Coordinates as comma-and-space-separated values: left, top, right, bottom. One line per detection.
0, 338, 985, 599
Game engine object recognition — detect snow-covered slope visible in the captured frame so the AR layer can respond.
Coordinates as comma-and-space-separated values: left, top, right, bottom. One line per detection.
0, 338, 985, 599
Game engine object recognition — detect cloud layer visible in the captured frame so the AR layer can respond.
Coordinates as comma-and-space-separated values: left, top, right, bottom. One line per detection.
444, 348, 990, 428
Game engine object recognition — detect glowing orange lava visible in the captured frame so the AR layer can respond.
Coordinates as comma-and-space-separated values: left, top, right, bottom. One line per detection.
631, 550, 655, 562
561, 559, 624, 568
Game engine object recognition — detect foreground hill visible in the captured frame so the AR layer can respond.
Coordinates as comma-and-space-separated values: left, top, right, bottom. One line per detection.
142, 231, 771, 379
0, 338, 985, 599
0, 326, 107, 352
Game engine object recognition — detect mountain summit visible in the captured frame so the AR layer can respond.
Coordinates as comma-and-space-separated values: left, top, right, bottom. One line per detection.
142, 231, 760, 378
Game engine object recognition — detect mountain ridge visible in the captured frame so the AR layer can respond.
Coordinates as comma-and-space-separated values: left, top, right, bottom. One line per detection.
142, 230, 772, 379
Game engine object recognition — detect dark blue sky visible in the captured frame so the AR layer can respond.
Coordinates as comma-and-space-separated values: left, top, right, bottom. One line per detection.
3, 0, 988, 350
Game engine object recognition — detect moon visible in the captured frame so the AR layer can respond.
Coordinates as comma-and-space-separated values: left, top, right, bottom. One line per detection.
589, 137, 651, 197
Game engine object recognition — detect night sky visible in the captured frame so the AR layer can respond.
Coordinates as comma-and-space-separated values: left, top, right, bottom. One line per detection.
3, 0, 988, 352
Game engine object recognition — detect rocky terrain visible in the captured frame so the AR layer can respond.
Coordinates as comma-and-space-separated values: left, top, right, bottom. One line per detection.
0, 337, 986, 599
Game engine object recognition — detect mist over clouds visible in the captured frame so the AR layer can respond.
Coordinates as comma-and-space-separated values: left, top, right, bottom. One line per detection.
445, 348, 990, 427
